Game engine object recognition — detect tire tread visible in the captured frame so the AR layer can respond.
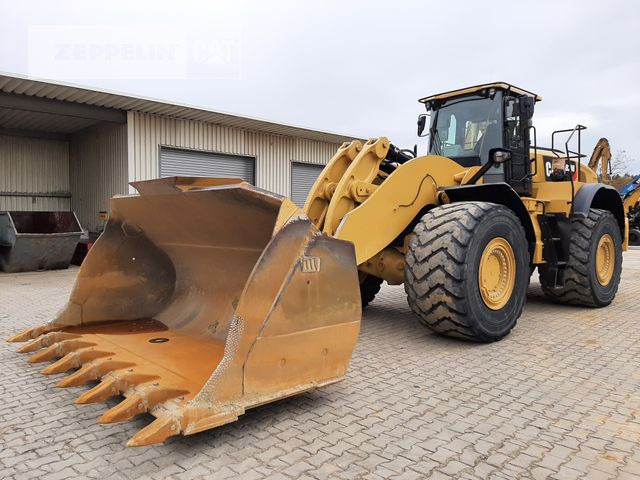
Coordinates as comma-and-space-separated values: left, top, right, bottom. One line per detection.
541, 209, 620, 306
404, 202, 526, 341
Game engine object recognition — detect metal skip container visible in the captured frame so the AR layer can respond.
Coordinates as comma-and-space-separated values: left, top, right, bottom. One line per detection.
0, 211, 83, 273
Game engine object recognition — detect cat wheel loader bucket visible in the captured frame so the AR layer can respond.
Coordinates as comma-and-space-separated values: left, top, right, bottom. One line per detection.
8, 177, 361, 446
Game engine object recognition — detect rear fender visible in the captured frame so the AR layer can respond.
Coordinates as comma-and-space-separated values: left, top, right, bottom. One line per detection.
573, 183, 626, 239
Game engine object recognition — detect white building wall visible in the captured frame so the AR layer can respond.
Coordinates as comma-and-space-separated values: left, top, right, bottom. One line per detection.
69, 123, 128, 231
127, 112, 342, 196
0, 135, 70, 211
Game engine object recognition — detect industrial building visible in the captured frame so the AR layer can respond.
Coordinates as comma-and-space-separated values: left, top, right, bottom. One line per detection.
0, 73, 356, 233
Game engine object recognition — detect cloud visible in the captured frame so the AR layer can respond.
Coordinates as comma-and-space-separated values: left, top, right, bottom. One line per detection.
1, 0, 639, 172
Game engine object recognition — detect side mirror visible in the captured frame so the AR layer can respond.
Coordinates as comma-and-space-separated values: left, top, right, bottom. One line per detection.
490, 148, 511, 164
520, 96, 535, 120
417, 114, 428, 137
466, 148, 512, 185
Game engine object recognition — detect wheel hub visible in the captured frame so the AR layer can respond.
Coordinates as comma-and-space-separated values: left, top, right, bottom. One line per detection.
595, 234, 614, 286
478, 237, 516, 310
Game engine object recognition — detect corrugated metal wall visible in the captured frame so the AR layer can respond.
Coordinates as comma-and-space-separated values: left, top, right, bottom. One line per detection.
159, 147, 255, 183
127, 112, 341, 196
69, 123, 128, 232
0, 135, 70, 211
291, 162, 325, 207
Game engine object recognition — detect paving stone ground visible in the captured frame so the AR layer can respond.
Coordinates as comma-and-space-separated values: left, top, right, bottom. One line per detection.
2, 250, 640, 480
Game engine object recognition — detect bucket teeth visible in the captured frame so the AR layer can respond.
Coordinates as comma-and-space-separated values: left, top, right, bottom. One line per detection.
6, 324, 63, 343
74, 371, 158, 404
127, 416, 181, 447
41, 349, 113, 375
76, 377, 119, 404
98, 387, 187, 424
27, 344, 61, 363
56, 364, 96, 387
27, 339, 97, 364
99, 392, 146, 424
16, 332, 81, 353
41, 353, 80, 375
56, 360, 134, 388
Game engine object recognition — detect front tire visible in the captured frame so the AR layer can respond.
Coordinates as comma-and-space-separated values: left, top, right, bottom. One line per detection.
404, 202, 529, 342
540, 209, 622, 306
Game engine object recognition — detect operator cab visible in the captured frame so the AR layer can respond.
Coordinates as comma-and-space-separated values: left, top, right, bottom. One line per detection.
418, 83, 540, 195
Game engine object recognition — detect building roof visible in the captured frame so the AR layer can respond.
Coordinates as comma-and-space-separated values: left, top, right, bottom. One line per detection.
0, 72, 358, 143
419, 82, 542, 104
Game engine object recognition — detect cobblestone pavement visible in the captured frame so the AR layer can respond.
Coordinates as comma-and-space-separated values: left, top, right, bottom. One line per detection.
1, 250, 640, 480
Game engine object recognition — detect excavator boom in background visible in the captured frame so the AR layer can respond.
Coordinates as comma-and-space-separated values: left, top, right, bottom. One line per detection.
586, 138, 639, 245
8, 83, 627, 445
588, 138, 612, 183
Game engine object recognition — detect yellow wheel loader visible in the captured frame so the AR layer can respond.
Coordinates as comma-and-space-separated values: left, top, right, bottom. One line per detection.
8, 83, 627, 446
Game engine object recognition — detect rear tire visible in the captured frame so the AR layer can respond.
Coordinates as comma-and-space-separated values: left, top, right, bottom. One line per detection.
540, 209, 622, 306
404, 202, 529, 342
630, 228, 640, 246
359, 273, 383, 309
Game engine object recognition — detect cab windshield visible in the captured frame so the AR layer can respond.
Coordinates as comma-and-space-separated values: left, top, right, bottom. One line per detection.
428, 93, 503, 166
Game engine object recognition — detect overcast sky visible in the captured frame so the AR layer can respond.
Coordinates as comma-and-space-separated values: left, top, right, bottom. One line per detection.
2, 0, 639, 173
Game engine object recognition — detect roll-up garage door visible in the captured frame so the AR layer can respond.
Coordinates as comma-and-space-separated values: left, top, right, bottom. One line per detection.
291, 162, 324, 207
160, 147, 255, 184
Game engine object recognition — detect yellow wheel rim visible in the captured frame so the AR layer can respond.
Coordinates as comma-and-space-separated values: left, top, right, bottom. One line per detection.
595, 234, 615, 286
478, 237, 516, 310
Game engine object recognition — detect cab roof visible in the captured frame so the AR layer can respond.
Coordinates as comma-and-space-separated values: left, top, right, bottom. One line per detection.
419, 82, 542, 104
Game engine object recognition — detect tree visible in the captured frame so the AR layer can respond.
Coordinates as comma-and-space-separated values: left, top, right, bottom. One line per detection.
611, 150, 630, 178
606, 150, 637, 191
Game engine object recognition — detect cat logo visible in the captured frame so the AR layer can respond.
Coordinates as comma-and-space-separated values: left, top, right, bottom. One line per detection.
300, 256, 321, 273
543, 156, 577, 181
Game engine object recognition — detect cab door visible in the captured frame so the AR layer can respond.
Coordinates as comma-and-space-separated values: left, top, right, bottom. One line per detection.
504, 96, 532, 195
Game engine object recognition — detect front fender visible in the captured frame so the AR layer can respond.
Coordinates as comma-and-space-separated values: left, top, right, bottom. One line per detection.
443, 183, 536, 257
